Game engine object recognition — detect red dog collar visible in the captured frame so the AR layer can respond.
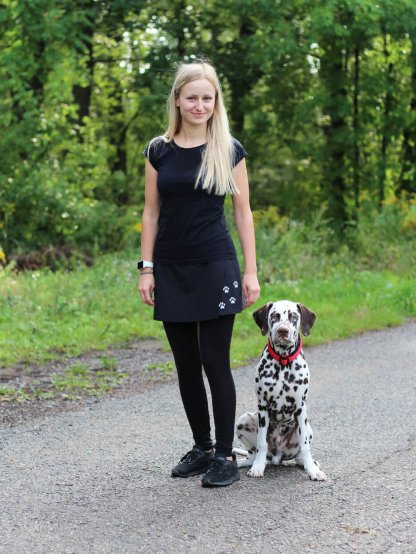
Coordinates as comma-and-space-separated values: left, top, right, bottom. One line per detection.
267, 338, 303, 366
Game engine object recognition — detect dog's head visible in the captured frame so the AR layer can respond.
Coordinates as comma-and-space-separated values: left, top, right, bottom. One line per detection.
253, 300, 316, 347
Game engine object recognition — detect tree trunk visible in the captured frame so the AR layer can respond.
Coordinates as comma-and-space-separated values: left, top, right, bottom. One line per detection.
379, 32, 394, 207
72, 23, 94, 134
399, 39, 416, 193
321, 46, 348, 232
227, 18, 258, 135
352, 46, 360, 213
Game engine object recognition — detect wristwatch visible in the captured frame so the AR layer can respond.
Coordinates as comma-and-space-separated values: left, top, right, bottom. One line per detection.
137, 260, 154, 270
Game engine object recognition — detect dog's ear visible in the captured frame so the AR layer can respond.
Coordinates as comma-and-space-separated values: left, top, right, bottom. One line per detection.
253, 303, 273, 336
297, 303, 317, 336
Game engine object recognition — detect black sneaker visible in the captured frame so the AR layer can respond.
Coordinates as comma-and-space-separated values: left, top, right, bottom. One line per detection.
171, 446, 213, 478
201, 454, 240, 487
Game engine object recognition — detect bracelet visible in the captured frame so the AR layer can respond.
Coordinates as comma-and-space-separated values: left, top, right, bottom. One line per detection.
140, 270, 153, 275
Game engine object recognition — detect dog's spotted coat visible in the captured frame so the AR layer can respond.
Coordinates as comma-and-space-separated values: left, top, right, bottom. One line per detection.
235, 300, 327, 481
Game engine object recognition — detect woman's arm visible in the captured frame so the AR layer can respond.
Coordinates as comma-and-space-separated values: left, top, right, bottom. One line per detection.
138, 159, 160, 306
232, 158, 260, 308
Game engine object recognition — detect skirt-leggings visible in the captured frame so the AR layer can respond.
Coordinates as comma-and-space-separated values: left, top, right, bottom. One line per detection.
163, 314, 236, 457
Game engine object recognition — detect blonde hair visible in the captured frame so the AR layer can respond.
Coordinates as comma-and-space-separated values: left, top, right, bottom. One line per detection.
163, 60, 239, 196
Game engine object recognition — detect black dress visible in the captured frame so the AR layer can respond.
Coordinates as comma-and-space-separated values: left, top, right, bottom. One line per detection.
144, 137, 247, 322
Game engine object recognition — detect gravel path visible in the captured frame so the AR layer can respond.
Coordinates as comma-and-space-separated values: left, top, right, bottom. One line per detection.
1, 322, 415, 553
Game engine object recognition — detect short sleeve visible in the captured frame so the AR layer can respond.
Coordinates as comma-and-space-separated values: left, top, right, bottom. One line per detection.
232, 138, 248, 167
143, 137, 165, 170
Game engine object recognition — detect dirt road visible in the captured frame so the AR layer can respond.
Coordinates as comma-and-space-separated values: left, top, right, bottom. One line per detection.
1, 322, 415, 553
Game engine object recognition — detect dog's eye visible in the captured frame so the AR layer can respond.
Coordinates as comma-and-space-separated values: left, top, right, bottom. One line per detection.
289, 312, 299, 322
270, 313, 280, 323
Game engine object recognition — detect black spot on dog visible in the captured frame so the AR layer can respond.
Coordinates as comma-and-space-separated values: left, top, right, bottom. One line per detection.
303, 377, 309, 384
259, 415, 266, 427
294, 386, 298, 391
289, 374, 296, 383
285, 395, 295, 404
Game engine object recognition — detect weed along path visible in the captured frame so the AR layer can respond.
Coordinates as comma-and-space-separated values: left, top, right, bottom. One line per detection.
0, 322, 415, 554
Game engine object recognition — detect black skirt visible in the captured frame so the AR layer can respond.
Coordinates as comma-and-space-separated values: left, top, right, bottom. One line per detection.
153, 258, 244, 322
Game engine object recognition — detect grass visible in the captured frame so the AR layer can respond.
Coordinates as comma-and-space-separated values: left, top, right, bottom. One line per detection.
0, 252, 415, 369
0, 356, 127, 401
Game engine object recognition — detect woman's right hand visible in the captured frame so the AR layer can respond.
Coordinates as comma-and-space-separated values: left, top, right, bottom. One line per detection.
138, 273, 155, 306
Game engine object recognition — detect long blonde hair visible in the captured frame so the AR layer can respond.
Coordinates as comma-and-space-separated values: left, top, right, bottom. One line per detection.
163, 60, 239, 196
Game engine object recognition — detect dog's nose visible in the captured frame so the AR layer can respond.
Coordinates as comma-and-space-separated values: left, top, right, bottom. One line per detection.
277, 327, 289, 338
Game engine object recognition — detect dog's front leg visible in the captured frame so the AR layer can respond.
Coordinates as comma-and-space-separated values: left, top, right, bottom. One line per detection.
296, 407, 327, 481
247, 408, 269, 478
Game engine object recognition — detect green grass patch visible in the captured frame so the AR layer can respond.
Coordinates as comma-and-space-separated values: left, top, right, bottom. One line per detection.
0, 356, 127, 401
0, 255, 164, 367
50, 359, 127, 397
0, 252, 414, 369
144, 361, 176, 373
230, 270, 415, 366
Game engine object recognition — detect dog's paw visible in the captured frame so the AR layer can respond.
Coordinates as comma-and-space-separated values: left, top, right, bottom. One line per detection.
307, 467, 328, 481
247, 464, 266, 478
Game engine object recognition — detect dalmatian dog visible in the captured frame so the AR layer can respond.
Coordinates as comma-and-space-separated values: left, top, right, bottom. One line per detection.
235, 300, 327, 481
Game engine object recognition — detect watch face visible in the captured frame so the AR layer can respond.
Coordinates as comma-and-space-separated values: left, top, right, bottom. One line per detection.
137, 261, 144, 270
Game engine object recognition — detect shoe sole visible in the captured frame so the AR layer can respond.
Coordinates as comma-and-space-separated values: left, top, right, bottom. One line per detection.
201, 473, 240, 487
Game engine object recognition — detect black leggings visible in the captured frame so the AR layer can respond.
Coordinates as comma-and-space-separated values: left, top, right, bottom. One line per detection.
163, 315, 236, 457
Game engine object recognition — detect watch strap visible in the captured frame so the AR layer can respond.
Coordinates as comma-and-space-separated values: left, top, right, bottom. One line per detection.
138, 260, 154, 270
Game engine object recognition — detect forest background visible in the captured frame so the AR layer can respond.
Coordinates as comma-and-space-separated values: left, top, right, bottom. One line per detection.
0, 0, 415, 371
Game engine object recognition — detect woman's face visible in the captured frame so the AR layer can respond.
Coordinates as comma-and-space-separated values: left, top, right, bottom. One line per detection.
176, 78, 216, 128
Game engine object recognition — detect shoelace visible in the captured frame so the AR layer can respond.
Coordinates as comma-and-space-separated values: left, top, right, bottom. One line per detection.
206, 458, 227, 473
181, 451, 196, 464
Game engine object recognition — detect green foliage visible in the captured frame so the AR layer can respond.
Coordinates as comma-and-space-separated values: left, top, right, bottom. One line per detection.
1, 0, 416, 259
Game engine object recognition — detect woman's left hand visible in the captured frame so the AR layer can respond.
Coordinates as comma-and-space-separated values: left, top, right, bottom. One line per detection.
242, 272, 260, 308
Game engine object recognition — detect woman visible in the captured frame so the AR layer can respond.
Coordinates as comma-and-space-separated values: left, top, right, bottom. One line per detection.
138, 60, 260, 487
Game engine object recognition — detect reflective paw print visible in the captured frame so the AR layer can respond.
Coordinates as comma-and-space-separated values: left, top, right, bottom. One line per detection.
223, 286, 230, 293
229, 297, 236, 304
219, 302, 226, 310
233, 281, 239, 288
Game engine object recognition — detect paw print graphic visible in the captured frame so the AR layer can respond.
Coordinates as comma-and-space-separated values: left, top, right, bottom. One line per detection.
233, 281, 239, 288
219, 302, 226, 310
223, 286, 230, 293
229, 297, 236, 304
